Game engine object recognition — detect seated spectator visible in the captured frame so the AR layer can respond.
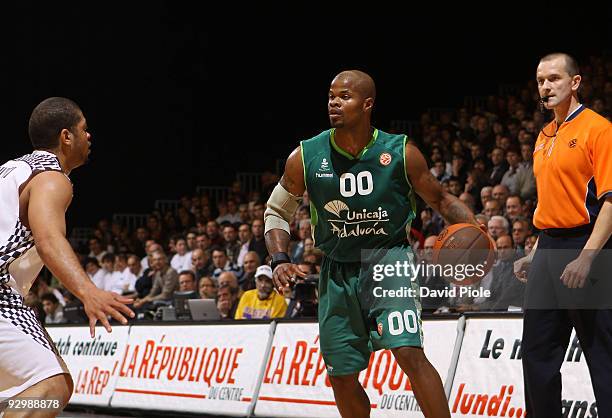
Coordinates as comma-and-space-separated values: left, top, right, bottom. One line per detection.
290, 219, 311, 264
191, 248, 214, 280
217, 284, 239, 319
512, 219, 531, 253
85, 257, 106, 290
235, 266, 287, 320
240, 251, 260, 291
34, 274, 66, 307
141, 241, 163, 270
480, 186, 493, 210
248, 219, 269, 264
417, 235, 449, 312
222, 224, 242, 264
88, 237, 107, 265
212, 248, 242, 279
486, 148, 508, 186
186, 231, 198, 252
488, 215, 510, 240
206, 221, 225, 248
24, 290, 45, 322
41, 293, 66, 324
505, 195, 524, 223
170, 237, 192, 272
134, 250, 179, 308
486, 235, 524, 311
483, 199, 502, 218
105, 254, 136, 296
177, 270, 198, 292
218, 271, 242, 299
500, 146, 523, 195
135, 256, 155, 299
121, 255, 142, 297
236, 223, 252, 267
492, 184, 510, 210
199, 276, 218, 299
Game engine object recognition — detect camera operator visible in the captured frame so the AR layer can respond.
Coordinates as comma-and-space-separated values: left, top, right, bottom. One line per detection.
285, 262, 319, 318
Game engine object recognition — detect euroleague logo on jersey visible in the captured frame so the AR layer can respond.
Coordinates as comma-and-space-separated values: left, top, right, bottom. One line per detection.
379, 152, 392, 166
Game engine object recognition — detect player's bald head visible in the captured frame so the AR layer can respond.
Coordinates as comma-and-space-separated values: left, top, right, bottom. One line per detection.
332, 70, 376, 101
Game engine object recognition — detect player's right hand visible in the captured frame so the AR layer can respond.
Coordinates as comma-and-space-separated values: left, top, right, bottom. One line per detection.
82, 288, 135, 338
514, 255, 531, 283
272, 263, 307, 292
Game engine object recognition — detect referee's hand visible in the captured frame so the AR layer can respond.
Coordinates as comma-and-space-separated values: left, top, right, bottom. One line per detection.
272, 263, 307, 292
514, 255, 531, 283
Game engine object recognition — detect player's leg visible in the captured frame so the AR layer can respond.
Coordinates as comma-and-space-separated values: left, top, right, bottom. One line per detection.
3, 373, 73, 418
0, 305, 71, 418
328, 373, 370, 418
318, 258, 372, 418
391, 346, 450, 418
363, 246, 450, 417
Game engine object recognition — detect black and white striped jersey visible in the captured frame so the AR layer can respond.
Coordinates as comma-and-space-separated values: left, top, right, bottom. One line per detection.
0, 150, 63, 307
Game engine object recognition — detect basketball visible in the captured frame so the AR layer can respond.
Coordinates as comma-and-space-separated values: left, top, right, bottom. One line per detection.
432, 223, 496, 286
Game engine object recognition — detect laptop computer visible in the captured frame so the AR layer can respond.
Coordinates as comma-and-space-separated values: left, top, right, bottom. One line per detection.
188, 299, 220, 321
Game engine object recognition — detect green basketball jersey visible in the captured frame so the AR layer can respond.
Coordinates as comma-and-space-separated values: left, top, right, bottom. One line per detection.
301, 128, 416, 262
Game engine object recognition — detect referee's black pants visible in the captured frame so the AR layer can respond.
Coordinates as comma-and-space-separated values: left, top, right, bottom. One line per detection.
522, 229, 612, 418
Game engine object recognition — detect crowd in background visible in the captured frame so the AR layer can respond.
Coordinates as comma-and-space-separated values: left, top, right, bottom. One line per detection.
28, 55, 611, 324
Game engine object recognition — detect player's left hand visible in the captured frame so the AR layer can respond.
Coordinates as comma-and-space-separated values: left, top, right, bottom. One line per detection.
560, 255, 592, 289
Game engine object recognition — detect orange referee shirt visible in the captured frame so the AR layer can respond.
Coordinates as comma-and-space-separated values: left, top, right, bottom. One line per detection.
533, 105, 612, 230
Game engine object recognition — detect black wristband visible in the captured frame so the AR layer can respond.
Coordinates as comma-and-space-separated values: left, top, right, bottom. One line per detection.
271, 252, 291, 271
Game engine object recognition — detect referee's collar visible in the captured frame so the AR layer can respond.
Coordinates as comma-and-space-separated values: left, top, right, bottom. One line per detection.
564, 104, 585, 123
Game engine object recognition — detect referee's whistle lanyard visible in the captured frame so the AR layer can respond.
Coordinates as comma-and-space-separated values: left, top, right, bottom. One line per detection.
540, 104, 583, 159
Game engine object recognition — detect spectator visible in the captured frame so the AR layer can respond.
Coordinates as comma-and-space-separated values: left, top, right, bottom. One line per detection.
198, 276, 218, 299
85, 257, 106, 290
417, 235, 449, 312
492, 184, 510, 209
480, 186, 493, 210
206, 221, 225, 248
248, 219, 268, 264
505, 195, 524, 223
488, 215, 510, 240
235, 265, 287, 319
487, 235, 524, 311
236, 223, 253, 267
133, 227, 150, 258
486, 148, 509, 186
290, 219, 311, 264
516, 143, 537, 200
134, 250, 179, 307
483, 199, 502, 218
186, 232, 197, 252
217, 284, 239, 320
448, 176, 463, 197
41, 293, 66, 324
212, 248, 242, 279
141, 241, 162, 270
88, 237, 107, 265
222, 224, 241, 264
191, 248, 214, 280
177, 270, 198, 292
195, 233, 211, 252
170, 237, 192, 272
241, 251, 261, 291
238, 203, 250, 224
218, 271, 241, 297
512, 219, 531, 253
252, 202, 265, 222
121, 255, 142, 297
501, 146, 523, 195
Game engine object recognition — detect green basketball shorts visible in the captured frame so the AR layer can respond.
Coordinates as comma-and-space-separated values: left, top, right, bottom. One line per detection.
318, 246, 423, 377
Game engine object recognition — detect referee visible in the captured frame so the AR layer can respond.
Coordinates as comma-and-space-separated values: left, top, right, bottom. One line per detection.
515, 53, 612, 417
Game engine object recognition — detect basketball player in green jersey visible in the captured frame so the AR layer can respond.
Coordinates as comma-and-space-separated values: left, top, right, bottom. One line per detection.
264, 70, 479, 418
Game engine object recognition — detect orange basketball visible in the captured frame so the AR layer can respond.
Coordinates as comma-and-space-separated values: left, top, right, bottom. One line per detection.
432, 223, 496, 286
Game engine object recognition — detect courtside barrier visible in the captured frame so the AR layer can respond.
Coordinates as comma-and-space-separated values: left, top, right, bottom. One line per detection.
47, 313, 597, 417
448, 313, 596, 418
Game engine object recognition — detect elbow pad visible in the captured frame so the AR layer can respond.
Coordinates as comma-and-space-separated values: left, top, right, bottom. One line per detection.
264, 183, 301, 235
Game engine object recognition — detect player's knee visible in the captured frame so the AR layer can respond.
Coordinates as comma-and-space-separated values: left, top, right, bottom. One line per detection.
392, 346, 429, 375
42, 374, 73, 408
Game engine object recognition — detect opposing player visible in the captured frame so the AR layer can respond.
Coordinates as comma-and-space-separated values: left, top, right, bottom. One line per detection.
265, 70, 480, 417
0, 98, 134, 416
